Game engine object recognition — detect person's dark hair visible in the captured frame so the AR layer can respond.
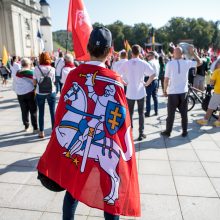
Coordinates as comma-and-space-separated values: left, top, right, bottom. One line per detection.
132, 45, 141, 56
59, 52, 63, 58
87, 43, 111, 58
11, 56, 17, 66
159, 56, 164, 65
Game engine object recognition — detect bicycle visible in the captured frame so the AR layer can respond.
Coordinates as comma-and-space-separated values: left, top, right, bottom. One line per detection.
177, 84, 218, 119
186, 83, 205, 111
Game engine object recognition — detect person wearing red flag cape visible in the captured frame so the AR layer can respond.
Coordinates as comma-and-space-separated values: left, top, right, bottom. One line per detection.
37, 27, 141, 219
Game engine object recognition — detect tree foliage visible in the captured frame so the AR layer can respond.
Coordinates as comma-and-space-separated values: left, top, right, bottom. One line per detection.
53, 17, 220, 52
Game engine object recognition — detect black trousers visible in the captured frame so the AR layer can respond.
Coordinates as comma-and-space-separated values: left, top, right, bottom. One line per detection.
17, 91, 38, 130
166, 93, 188, 133
127, 97, 145, 135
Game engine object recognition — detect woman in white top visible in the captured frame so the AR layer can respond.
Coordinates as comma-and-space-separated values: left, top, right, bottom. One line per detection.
33, 52, 56, 138
10, 56, 21, 91
60, 54, 75, 87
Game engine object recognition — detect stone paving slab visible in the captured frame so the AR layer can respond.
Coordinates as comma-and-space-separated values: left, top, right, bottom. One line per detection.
179, 196, 220, 220
1, 81, 220, 219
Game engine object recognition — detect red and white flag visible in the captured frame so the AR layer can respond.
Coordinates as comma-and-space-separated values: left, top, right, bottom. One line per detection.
67, 0, 92, 61
37, 64, 141, 217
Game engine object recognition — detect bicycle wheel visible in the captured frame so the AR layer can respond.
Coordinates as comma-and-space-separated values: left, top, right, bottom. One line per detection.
176, 95, 195, 113
187, 95, 195, 111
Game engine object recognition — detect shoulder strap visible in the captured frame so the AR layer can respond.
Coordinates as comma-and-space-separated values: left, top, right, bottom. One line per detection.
37, 65, 44, 76
60, 66, 65, 79
55, 59, 61, 69
38, 65, 51, 77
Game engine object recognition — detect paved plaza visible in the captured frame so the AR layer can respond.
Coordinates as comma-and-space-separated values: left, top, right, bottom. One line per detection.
0, 80, 220, 220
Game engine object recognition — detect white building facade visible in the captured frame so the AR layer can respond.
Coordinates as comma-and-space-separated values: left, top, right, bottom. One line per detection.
0, 0, 53, 57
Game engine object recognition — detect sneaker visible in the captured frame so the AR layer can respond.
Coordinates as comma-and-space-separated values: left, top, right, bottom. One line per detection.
213, 121, 220, 127
154, 112, 158, 116
161, 130, 170, 137
196, 119, 208, 126
24, 126, 29, 132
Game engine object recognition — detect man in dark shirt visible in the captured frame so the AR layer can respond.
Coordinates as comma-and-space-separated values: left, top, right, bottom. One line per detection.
193, 59, 208, 91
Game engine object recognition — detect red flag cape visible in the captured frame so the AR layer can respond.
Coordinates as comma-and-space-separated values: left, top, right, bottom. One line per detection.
67, 0, 92, 61
37, 64, 141, 217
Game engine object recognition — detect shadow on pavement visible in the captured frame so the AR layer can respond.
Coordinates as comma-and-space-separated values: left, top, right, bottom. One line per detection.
0, 98, 18, 104
0, 157, 40, 174
134, 115, 220, 152
0, 103, 20, 110
0, 128, 52, 149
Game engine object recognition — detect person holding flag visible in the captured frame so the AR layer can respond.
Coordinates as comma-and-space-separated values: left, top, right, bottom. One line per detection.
37, 26, 141, 219
0, 46, 10, 86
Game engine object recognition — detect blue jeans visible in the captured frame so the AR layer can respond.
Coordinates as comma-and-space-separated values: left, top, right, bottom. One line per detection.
55, 76, 63, 94
36, 92, 56, 132
145, 80, 158, 114
63, 191, 120, 220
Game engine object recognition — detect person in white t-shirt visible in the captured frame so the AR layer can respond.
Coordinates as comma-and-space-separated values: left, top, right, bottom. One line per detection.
55, 52, 65, 94
60, 54, 75, 87
10, 56, 21, 91
112, 50, 128, 74
161, 46, 202, 137
145, 51, 160, 117
120, 44, 155, 141
112, 50, 128, 93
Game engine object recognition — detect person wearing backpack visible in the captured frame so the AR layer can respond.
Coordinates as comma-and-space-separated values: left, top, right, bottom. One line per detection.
33, 52, 56, 138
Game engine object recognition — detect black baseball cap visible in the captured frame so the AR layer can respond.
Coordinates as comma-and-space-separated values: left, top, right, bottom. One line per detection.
88, 27, 112, 48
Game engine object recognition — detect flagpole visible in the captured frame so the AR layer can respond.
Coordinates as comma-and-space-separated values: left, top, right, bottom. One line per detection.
66, 31, 69, 53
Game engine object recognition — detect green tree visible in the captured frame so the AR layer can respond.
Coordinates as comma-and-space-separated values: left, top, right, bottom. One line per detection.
212, 21, 220, 49
53, 30, 73, 51
106, 21, 125, 51
132, 23, 151, 47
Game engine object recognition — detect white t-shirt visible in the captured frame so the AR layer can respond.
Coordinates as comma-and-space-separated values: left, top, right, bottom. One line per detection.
120, 58, 154, 100
148, 58, 160, 79
10, 62, 21, 78
55, 58, 65, 77
112, 59, 128, 76
10, 62, 21, 91
60, 66, 75, 85
86, 61, 106, 68
33, 65, 56, 95
165, 59, 197, 94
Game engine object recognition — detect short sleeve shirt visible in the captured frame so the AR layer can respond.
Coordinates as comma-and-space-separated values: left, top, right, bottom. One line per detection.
120, 58, 154, 99
211, 69, 220, 94
165, 59, 197, 94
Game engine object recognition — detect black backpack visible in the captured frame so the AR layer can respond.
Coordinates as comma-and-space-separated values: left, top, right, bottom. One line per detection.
37, 66, 52, 94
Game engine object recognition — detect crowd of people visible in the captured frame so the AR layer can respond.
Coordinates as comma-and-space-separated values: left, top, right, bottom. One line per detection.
0, 52, 76, 138
0, 26, 220, 220
0, 40, 220, 140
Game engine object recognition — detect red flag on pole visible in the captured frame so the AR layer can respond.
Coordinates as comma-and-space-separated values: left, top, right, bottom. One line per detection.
67, 0, 92, 61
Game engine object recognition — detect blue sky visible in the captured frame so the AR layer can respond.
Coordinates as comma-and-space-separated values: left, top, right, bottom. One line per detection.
47, 0, 220, 31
